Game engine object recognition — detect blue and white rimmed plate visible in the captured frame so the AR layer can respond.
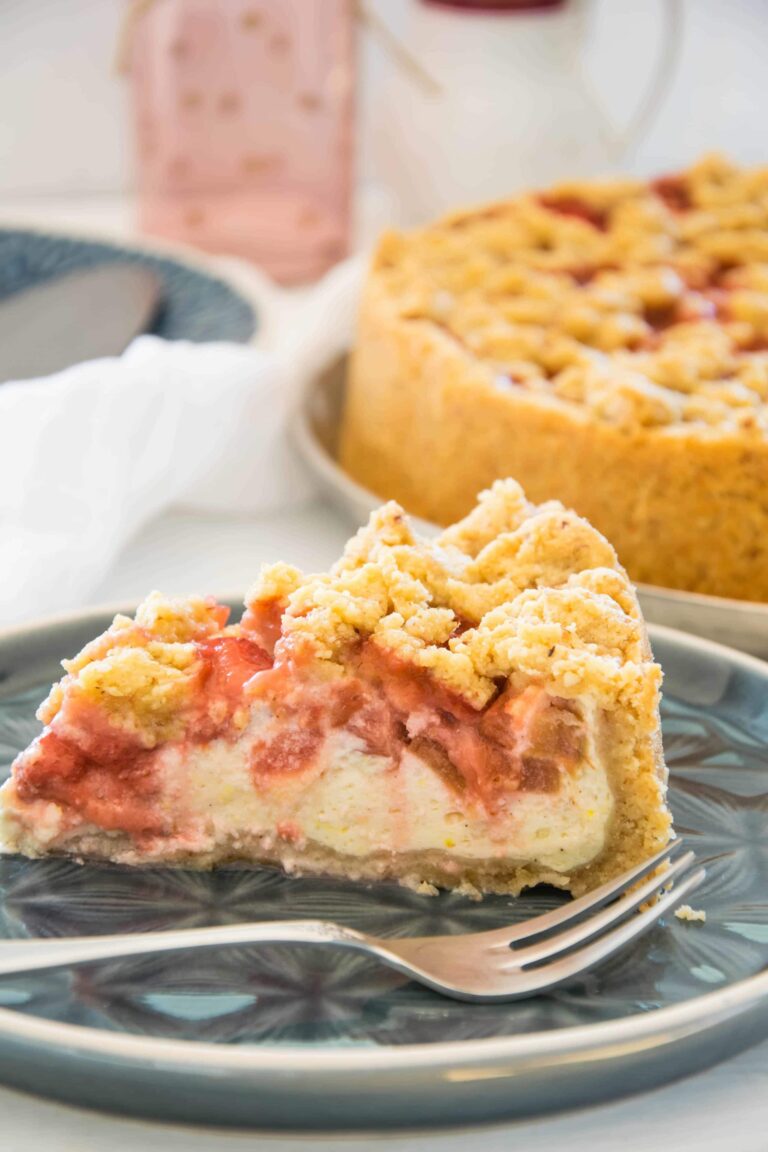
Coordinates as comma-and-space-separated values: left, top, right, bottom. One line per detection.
0, 607, 766, 1130
0, 224, 267, 344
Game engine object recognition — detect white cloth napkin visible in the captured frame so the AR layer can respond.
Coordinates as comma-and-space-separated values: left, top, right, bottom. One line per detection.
0, 255, 365, 627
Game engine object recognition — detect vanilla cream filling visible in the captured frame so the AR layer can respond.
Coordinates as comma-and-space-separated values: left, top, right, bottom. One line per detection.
167, 705, 612, 873
0, 703, 614, 875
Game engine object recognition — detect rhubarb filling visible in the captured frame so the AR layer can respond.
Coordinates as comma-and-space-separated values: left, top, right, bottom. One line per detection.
4, 624, 614, 874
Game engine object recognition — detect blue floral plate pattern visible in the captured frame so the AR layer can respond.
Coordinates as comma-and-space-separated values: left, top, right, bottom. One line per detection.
0, 608, 766, 1129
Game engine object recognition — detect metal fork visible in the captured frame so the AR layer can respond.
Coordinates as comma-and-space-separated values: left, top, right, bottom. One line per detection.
0, 842, 702, 1002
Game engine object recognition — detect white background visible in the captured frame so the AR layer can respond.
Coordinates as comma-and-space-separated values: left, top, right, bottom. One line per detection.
1, 0, 768, 201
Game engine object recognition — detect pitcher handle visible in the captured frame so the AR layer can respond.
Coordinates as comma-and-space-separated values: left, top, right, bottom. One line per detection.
572, 0, 685, 163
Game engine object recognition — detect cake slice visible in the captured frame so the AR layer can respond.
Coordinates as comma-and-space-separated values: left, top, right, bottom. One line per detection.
0, 481, 670, 896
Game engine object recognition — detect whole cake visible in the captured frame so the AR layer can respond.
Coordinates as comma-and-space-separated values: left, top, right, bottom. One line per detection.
341, 155, 768, 601
0, 481, 669, 897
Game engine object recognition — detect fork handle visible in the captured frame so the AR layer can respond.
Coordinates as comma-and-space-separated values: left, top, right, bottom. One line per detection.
0, 920, 374, 976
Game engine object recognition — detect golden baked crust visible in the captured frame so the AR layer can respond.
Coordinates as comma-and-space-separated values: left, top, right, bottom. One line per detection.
341, 154, 768, 600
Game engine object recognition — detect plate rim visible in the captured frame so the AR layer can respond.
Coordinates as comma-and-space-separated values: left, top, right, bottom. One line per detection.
0, 965, 765, 1073
0, 610, 767, 1072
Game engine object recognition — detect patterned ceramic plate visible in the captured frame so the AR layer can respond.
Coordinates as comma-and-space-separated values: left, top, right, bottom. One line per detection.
0, 607, 766, 1130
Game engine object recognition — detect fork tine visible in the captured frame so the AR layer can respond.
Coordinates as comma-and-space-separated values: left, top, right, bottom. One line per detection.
496, 864, 706, 997
494, 849, 697, 964
490, 838, 684, 946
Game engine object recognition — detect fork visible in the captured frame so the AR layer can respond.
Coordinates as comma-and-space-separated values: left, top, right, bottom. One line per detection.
0, 841, 702, 1002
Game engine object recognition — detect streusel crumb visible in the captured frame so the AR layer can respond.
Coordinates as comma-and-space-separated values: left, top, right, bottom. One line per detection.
675, 904, 707, 923
38, 593, 228, 739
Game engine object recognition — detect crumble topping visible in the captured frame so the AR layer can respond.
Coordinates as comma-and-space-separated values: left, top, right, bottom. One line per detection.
70, 645, 202, 744
248, 480, 658, 710
373, 154, 768, 437
40, 484, 658, 738
675, 904, 707, 923
38, 593, 229, 740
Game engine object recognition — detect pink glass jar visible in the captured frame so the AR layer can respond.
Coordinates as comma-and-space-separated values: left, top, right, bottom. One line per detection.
128, 0, 355, 284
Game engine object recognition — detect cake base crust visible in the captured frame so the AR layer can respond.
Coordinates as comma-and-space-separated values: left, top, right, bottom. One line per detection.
0, 825, 656, 900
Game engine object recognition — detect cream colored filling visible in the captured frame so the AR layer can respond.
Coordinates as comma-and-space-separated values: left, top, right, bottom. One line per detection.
0, 706, 614, 875
166, 707, 612, 873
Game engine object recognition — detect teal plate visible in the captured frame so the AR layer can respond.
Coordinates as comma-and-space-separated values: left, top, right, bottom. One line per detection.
0, 608, 766, 1130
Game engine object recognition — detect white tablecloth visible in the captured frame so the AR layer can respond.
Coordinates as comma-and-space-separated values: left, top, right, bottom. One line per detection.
2, 498, 766, 1151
